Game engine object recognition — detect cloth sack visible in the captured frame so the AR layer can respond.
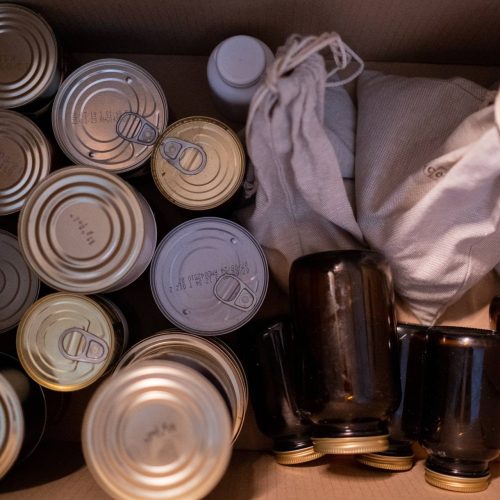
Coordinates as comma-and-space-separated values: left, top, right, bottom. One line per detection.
355, 70, 500, 325
238, 33, 365, 290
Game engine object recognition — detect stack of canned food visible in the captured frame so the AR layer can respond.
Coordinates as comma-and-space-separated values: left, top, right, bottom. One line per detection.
2, 3, 500, 499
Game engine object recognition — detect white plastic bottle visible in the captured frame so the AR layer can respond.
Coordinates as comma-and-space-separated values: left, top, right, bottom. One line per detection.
207, 35, 274, 123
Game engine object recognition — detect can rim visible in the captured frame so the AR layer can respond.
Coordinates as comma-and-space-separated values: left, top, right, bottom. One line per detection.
82, 360, 232, 500
0, 3, 59, 109
0, 229, 40, 335
52, 58, 168, 173
0, 372, 24, 480
114, 330, 248, 442
0, 110, 52, 215
151, 116, 245, 210
17, 165, 148, 293
16, 292, 118, 391
150, 217, 269, 336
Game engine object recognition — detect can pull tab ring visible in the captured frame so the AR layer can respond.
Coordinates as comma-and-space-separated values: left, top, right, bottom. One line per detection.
213, 274, 256, 311
116, 112, 159, 146
160, 138, 207, 175
58, 327, 109, 364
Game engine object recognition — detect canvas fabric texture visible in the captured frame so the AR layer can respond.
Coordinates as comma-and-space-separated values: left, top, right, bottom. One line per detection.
238, 33, 365, 290
355, 70, 500, 324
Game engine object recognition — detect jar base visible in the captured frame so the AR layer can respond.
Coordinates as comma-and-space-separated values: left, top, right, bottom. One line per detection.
356, 452, 414, 471
425, 467, 491, 493
274, 446, 325, 465
312, 434, 389, 455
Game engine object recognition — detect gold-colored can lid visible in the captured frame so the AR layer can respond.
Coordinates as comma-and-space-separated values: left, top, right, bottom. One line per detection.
0, 110, 51, 215
0, 4, 59, 110
115, 330, 248, 443
152, 116, 245, 210
0, 372, 24, 479
356, 452, 415, 471
274, 446, 325, 465
18, 165, 156, 293
313, 435, 389, 455
83, 361, 232, 500
425, 467, 491, 493
17, 293, 118, 391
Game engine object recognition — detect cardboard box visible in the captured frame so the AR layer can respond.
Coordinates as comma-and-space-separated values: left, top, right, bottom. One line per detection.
1, 0, 500, 498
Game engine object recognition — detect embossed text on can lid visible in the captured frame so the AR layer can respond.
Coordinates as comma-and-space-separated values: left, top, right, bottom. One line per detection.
17, 293, 117, 391
0, 4, 59, 110
82, 361, 232, 500
0, 230, 40, 334
150, 217, 268, 335
0, 372, 24, 479
52, 58, 168, 173
0, 110, 51, 215
18, 165, 153, 293
152, 117, 245, 210
115, 330, 248, 442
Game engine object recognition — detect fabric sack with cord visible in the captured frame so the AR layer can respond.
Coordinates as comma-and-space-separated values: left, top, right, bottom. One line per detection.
355, 70, 500, 325
238, 32, 366, 290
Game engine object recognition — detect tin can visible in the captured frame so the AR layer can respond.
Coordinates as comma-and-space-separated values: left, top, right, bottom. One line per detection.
0, 110, 51, 215
0, 4, 62, 113
17, 292, 128, 392
151, 116, 245, 210
115, 330, 248, 442
0, 353, 46, 479
18, 166, 157, 293
82, 361, 232, 500
0, 230, 40, 334
150, 217, 268, 336
52, 58, 168, 174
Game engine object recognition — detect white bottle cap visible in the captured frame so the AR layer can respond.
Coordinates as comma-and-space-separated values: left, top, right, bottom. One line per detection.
216, 35, 266, 88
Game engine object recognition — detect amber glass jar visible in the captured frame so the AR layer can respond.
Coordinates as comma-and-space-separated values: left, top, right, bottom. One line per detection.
357, 323, 428, 471
244, 320, 324, 465
420, 326, 500, 493
289, 250, 400, 455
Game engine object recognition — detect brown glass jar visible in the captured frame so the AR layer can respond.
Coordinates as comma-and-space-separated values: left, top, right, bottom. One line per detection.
289, 250, 400, 455
244, 320, 324, 465
420, 326, 500, 493
357, 323, 428, 471
489, 295, 500, 331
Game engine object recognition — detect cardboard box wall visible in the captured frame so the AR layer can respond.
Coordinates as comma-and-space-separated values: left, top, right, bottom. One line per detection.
1, 0, 500, 498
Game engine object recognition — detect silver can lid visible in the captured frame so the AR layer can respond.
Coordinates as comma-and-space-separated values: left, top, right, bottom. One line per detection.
17, 293, 120, 392
0, 372, 24, 480
82, 361, 232, 500
115, 330, 248, 442
18, 166, 153, 293
0, 4, 59, 110
52, 58, 168, 173
150, 217, 268, 335
0, 110, 51, 215
0, 230, 40, 334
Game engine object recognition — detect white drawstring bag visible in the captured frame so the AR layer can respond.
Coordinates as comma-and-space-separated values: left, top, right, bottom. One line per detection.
238, 33, 366, 290
355, 70, 500, 325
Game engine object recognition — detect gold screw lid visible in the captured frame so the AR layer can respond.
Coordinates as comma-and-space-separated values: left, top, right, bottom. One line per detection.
274, 446, 325, 465
0, 110, 51, 215
425, 467, 491, 493
152, 116, 245, 210
18, 165, 156, 293
17, 293, 117, 391
0, 4, 59, 109
115, 330, 248, 443
313, 435, 389, 455
0, 372, 24, 479
356, 452, 415, 471
82, 361, 232, 500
